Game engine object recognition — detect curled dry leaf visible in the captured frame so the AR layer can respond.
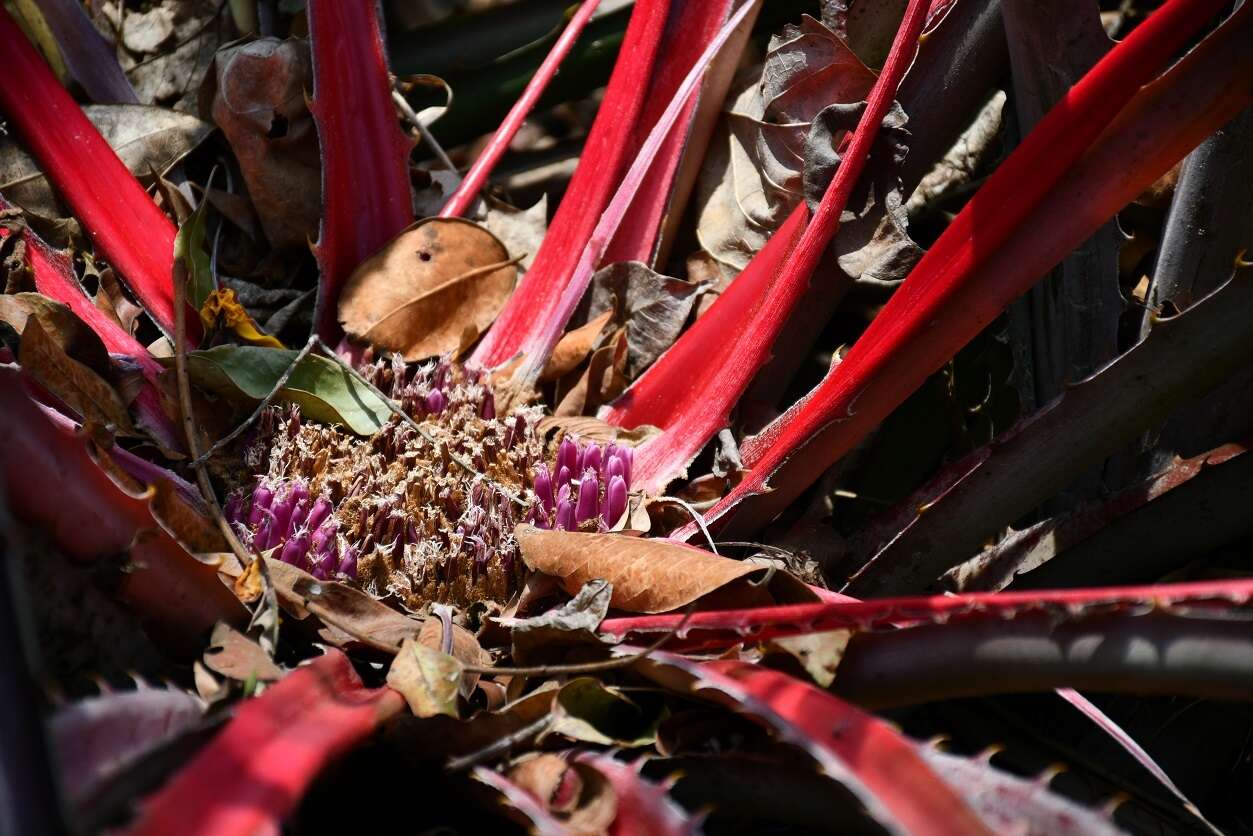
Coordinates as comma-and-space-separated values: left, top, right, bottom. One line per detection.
0, 104, 213, 218
554, 327, 628, 417
203, 622, 283, 683
202, 37, 320, 250
418, 615, 489, 697
577, 261, 706, 379
0, 291, 110, 372
551, 677, 660, 747
516, 526, 809, 614
535, 414, 663, 448
338, 218, 518, 361
19, 315, 135, 433
695, 15, 875, 271
387, 638, 463, 719
542, 309, 614, 382
263, 558, 422, 651
500, 579, 614, 662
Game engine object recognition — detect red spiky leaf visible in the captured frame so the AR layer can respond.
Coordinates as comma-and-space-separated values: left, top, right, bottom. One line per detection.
677, 0, 1248, 538
604, 0, 930, 492
128, 651, 403, 835
0, 4, 187, 342
308, 0, 415, 343
640, 654, 993, 835
0, 366, 242, 647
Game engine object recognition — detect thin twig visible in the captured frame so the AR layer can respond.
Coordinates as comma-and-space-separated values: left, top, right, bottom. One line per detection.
444, 714, 554, 773
456, 606, 696, 676
392, 87, 458, 175
190, 333, 318, 467
310, 336, 528, 508
172, 233, 280, 657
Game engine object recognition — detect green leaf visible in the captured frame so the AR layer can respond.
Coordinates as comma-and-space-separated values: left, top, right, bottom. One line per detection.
550, 677, 661, 746
174, 187, 215, 310
177, 345, 391, 435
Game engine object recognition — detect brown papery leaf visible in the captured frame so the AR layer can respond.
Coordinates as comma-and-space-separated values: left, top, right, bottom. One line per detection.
418, 615, 488, 697
541, 309, 613, 382
554, 327, 628, 417
204, 622, 283, 682
517, 526, 783, 614
19, 316, 134, 432
338, 218, 518, 361
0, 292, 110, 372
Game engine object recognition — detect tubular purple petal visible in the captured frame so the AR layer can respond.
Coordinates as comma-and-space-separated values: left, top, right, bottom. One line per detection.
425, 389, 447, 414
306, 496, 333, 532
247, 483, 274, 529
279, 531, 311, 566
604, 475, 627, 528
558, 437, 578, 475
534, 465, 554, 510
574, 468, 599, 523
581, 443, 602, 476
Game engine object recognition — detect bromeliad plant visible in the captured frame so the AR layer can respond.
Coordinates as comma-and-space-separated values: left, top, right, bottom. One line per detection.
1, 0, 1252, 833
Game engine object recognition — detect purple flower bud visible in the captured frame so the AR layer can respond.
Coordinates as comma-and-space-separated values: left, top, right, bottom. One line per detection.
604, 475, 627, 528
306, 496, 333, 532
252, 512, 276, 551
556, 498, 575, 531
311, 520, 337, 558
247, 484, 274, 529
527, 500, 549, 529
279, 530, 310, 566
618, 446, 633, 486
224, 494, 243, 526
270, 487, 299, 542
580, 443, 602, 475
558, 437, 578, 475
425, 389, 447, 414
480, 393, 496, 420
606, 454, 625, 482
337, 546, 358, 579
574, 469, 599, 524
556, 483, 572, 509
534, 466, 554, 511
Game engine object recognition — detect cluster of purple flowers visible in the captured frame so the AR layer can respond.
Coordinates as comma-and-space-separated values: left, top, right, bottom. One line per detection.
362, 353, 495, 421
225, 479, 356, 580
529, 437, 632, 531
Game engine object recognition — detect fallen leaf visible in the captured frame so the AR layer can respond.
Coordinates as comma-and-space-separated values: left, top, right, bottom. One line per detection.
535, 415, 663, 448
500, 579, 614, 661
555, 327, 628, 417
517, 526, 795, 613
204, 622, 284, 682
769, 629, 852, 688
174, 344, 392, 435
387, 638, 463, 719
695, 15, 875, 271
417, 614, 488, 697
202, 38, 320, 249
0, 291, 110, 373
338, 218, 518, 361
551, 677, 660, 746
577, 261, 706, 378
19, 315, 135, 432
198, 287, 284, 348
49, 687, 206, 805
541, 309, 613, 382
92, 267, 145, 337
479, 195, 548, 272
0, 105, 213, 218
822, 0, 909, 68
266, 559, 422, 650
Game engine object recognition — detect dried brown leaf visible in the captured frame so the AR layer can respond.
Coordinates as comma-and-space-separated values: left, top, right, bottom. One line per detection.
387, 638, 463, 719
204, 622, 283, 682
202, 38, 320, 249
19, 315, 134, 432
769, 629, 851, 687
418, 615, 488, 697
554, 327, 628, 417
0, 291, 110, 373
542, 309, 613, 382
338, 218, 518, 361
517, 526, 781, 614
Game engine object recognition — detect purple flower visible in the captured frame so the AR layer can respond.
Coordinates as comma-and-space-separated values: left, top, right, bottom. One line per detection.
604, 475, 627, 528
532, 438, 635, 532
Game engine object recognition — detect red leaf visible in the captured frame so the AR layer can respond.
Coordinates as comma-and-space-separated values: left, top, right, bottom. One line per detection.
0, 366, 242, 646
0, 195, 181, 451
642, 654, 992, 835
470, 0, 670, 369
601, 576, 1253, 647
308, 0, 415, 343
678, 0, 1248, 537
440, 0, 603, 220
604, 0, 930, 492
127, 651, 404, 836
0, 4, 188, 343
